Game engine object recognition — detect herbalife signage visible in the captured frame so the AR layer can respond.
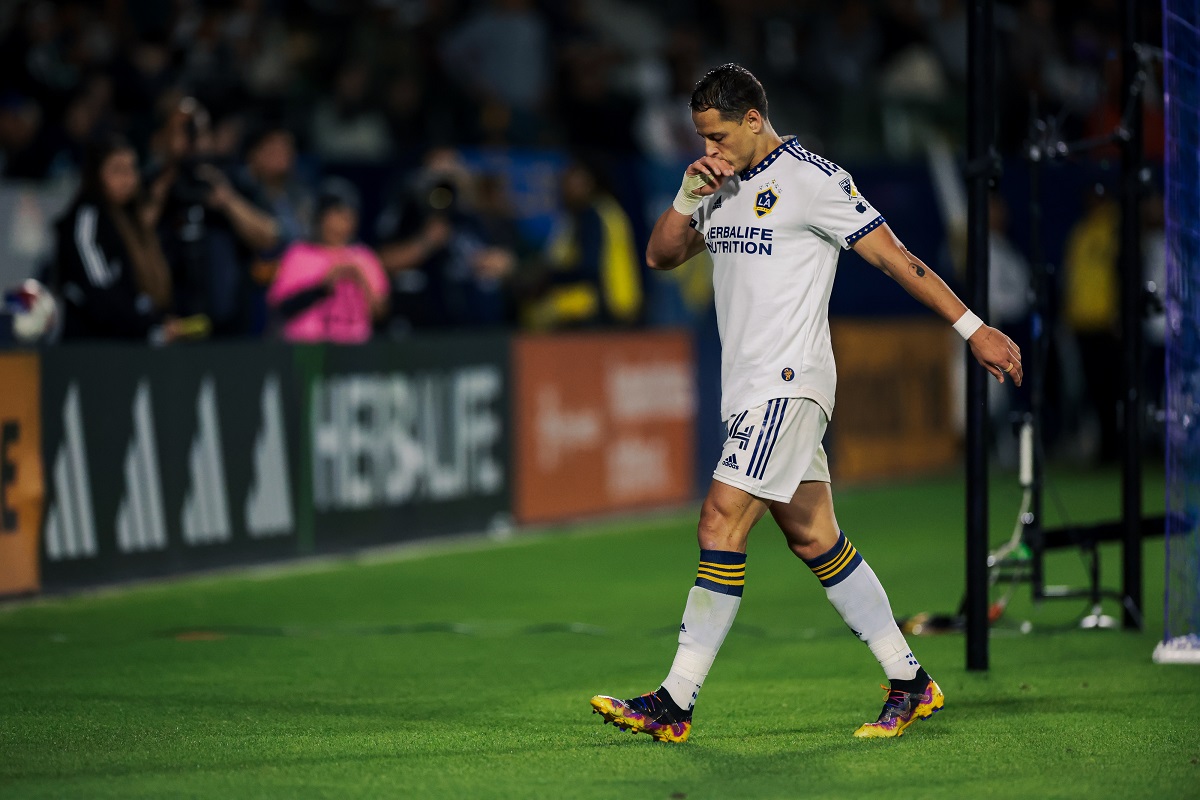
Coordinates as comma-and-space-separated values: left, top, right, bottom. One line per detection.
304, 337, 510, 552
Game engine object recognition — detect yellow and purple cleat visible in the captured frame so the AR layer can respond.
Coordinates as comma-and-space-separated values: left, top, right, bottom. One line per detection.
590, 689, 692, 743
853, 677, 945, 738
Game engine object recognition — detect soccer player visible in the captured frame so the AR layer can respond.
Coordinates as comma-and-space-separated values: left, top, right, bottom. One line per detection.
590, 64, 1023, 742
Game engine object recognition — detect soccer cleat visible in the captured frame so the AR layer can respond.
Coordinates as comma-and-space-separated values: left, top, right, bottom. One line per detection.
590, 689, 692, 743
852, 678, 944, 738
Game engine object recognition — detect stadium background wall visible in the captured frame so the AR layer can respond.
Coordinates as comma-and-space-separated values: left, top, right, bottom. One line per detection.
2, 324, 956, 597
0, 353, 42, 596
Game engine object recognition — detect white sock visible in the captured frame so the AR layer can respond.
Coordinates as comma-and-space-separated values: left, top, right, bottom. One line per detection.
660, 550, 746, 710
805, 532, 921, 682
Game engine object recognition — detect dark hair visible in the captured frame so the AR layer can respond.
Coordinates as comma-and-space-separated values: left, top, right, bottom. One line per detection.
78, 134, 136, 207
243, 119, 293, 156
314, 176, 361, 227
689, 63, 768, 122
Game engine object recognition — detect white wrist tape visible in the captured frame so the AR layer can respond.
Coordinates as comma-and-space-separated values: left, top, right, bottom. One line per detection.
953, 310, 984, 340
672, 173, 710, 216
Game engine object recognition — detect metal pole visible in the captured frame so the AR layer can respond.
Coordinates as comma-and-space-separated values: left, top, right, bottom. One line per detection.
1026, 111, 1047, 602
1119, 0, 1145, 630
966, 0, 994, 671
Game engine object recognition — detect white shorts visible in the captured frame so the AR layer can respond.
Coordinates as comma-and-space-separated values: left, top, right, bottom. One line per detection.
712, 397, 830, 502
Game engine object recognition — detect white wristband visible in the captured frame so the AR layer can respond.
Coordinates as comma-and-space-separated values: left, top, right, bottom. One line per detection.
672, 173, 710, 216
953, 310, 984, 340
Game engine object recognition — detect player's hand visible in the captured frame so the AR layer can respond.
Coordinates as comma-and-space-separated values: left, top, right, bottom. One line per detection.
684, 156, 735, 196
968, 325, 1023, 386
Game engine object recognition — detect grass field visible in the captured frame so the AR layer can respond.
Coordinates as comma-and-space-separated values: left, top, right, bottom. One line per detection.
2, 467, 1198, 799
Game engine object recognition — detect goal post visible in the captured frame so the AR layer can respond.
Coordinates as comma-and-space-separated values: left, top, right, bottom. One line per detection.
1156, 0, 1200, 665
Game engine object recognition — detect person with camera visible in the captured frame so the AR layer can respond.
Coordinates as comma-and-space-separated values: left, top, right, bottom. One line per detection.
376, 147, 517, 332
267, 178, 388, 344
54, 134, 180, 342
144, 97, 280, 336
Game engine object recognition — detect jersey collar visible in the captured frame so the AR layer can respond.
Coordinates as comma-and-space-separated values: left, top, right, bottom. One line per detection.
740, 139, 791, 181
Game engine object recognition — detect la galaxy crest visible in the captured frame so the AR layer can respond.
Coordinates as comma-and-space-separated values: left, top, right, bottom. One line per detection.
755, 179, 781, 218
840, 177, 869, 213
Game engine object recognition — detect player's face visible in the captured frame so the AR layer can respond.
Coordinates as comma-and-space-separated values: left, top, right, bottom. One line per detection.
692, 108, 759, 172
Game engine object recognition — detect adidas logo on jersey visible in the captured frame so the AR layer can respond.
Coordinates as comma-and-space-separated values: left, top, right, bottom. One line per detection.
713, 195, 724, 209
721, 454, 740, 471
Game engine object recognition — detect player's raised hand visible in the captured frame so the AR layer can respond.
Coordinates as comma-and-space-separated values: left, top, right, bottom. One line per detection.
968, 325, 1023, 386
684, 156, 736, 197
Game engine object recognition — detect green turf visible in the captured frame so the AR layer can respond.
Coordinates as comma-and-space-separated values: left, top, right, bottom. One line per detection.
2, 468, 1198, 799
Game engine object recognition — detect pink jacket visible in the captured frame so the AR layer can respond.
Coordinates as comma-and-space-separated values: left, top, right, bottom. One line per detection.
268, 242, 388, 344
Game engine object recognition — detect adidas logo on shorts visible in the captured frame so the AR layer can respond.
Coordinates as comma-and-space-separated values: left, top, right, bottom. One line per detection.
721, 454, 739, 471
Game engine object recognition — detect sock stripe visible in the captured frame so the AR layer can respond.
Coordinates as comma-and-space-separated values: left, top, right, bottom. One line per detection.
697, 561, 745, 574
813, 542, 856, 579
697, 565, 745, 576
695, 572, 745, 586
696, 549, 746, 596
695, 577, 744, 595
697, 549, 746, 566
804, 532, 864, 587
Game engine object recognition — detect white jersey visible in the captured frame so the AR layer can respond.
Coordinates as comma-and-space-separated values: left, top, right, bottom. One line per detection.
691, 138, 885, 419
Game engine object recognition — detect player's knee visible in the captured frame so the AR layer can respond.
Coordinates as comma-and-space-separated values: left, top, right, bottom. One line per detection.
786, 535, 818, 560
696, 498, 746, 552
784, 525, 839, 561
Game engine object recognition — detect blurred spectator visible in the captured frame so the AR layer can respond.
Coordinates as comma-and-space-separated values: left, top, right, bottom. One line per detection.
54, 134, 175, 341
1063, 186, 1120, 461
0, 93, 57, 179
440, 0, 549, 144
267, 178, 387, 344
109, 31, 177, 152
988, 193, 1032, 334
242, 121, 313, 329
557, 41, 640, 154
377, 148, 517, 331
382, 73, 433, 156
57, 76, 117, 174
637, 25, 705, 163
986, 192, 1033, 462
244, 122, 313, 259
523, 160, 641, 330
310, 61, 392, 162
144, 97, 279, 336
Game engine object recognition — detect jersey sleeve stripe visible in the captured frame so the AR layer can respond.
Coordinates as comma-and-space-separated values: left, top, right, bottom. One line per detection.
846, 215, 886, 246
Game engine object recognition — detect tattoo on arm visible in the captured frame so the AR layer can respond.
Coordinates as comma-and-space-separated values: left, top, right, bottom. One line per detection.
909, 262, 926, 278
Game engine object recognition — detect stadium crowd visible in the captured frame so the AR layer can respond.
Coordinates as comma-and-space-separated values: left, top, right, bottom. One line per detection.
0, 0, 1160, 344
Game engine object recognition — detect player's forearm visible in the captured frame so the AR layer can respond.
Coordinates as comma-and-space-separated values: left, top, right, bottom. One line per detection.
876, 248, 968, 325
646, 208, 696, 271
